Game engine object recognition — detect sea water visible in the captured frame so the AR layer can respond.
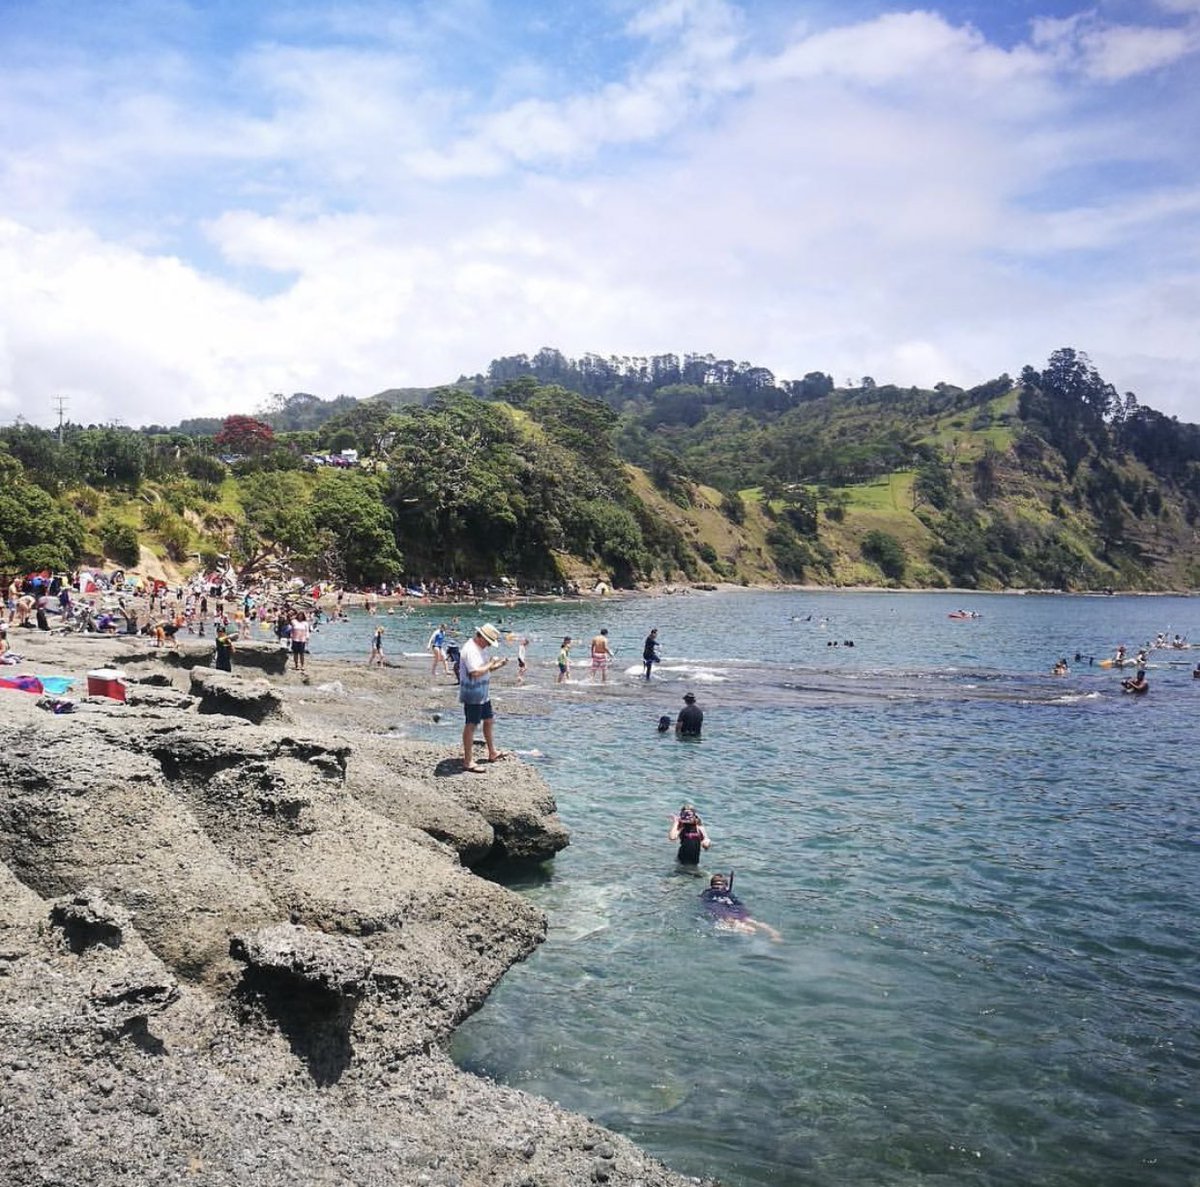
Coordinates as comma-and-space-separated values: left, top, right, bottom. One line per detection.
314, 591, 1199, 1186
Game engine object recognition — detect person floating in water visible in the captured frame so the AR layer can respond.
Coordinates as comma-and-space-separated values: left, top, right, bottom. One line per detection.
676, 691, 703, 738
668, 805, 710, 865
700, 873, 781, 942
1052, 657, 1069, 676
1121, 669, 1149, 695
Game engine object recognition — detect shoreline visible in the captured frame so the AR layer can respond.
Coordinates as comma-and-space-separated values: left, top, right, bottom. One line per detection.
0, 630, 712, 1187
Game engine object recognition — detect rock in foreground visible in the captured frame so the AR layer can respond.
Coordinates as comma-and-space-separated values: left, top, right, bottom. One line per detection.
0, 662, 708, 1187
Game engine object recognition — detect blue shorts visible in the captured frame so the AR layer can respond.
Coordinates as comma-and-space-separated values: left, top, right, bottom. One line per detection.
462, 700, 494, 725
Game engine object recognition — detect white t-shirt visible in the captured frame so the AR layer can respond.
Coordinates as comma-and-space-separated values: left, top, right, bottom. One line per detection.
458, 638, 491, 704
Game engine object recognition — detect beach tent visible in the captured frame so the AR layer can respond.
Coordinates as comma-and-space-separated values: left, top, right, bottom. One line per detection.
78, 571, 102, 594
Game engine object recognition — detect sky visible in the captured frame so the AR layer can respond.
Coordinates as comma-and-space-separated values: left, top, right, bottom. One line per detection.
2, 0, 1199, 430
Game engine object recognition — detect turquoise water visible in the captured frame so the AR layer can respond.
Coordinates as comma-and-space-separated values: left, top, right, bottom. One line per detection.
316, 592, 1200, 1186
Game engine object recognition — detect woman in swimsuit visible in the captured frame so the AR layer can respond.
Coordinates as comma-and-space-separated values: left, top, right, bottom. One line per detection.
668, 805, 710, 865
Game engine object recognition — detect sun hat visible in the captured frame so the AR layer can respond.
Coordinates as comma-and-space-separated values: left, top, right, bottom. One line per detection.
477, 623, 501, 645
683, 692, 696, 702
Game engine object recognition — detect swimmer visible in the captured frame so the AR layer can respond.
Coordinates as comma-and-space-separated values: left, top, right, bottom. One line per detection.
1121, 669, 1149, 695
668, 805, 710, 865
656, 715, 672, 733
700, 873, 781, 942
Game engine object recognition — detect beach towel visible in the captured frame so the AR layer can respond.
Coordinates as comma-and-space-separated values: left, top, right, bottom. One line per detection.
0, 675, 44, 695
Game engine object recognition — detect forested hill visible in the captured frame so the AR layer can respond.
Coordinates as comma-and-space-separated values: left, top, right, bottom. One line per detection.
2, 348, 1199, 592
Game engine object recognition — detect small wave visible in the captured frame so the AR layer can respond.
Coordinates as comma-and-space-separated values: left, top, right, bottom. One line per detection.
651, 662, 731, 684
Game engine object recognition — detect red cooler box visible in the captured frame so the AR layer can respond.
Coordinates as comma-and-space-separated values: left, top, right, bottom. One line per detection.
86, 668, 127, 702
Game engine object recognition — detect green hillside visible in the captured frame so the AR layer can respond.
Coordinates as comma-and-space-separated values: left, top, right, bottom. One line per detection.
3, 348, 1199, 592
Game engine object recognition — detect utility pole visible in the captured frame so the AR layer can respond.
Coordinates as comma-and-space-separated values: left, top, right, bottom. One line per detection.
51, 394, 68, 444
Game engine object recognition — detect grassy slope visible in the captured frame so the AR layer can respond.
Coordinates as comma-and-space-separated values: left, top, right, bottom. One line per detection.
624, 466, 779, 584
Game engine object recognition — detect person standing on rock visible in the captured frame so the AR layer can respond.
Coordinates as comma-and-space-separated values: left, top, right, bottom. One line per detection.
290, 611, 311, 672
642, 628, 661, 680
429, 622, 448, 676
368, 624, 385, 667
214, 624, 234, 672
459, 623, 510, 773
590, 628, 614, 683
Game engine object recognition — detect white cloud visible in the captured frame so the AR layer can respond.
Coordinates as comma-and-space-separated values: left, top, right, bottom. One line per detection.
1032, 9, 1200, 79
1, 0, 1200, 430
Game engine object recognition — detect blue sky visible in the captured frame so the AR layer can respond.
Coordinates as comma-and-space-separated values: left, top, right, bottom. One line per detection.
2, 0, 1198, 428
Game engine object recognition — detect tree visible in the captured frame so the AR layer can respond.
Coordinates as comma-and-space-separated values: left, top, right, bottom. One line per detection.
861, 530, 906, 582
310, 471, 402, 585
973, 444, 1002, 504
235, 471, 315, 576
0, 477, 85, 572
912, 451, 954, 511
68, 427, 147, 488
98, 518, 140, 568
319, 400, 399, 458
215, 415, 275, 456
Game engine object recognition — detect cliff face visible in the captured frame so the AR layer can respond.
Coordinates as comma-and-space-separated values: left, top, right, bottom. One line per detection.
0, 659, 705, 1187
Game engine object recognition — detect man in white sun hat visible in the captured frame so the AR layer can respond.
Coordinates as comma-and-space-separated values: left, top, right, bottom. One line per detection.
458, 622, 510, 773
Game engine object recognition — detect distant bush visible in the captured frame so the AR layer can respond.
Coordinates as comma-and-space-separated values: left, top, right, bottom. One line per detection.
144, 504, 173, 532
158, 516, 191, 561
719, 491, 746, 524
99, 517, 140, 568
861, 530, 907, 582
185, 454, 227, 484
70, 486, 102, 517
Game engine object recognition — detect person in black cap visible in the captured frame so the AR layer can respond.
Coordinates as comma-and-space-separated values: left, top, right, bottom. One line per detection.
675, 691, 703, 738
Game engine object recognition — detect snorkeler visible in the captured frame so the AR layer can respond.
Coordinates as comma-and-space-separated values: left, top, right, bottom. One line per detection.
668, 805, 710, 865
700, 873, 782, 942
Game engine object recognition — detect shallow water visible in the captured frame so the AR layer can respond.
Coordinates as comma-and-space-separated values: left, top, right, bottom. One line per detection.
316, 591, 1200, 1186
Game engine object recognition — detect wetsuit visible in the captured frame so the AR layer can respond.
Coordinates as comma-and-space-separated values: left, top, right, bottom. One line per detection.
700, 887, 749, 923
676, 821, 704, 865
642, 634, 660, 679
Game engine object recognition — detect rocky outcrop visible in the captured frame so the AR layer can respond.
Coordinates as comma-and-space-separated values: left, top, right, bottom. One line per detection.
347, 735, 571, 864
189, 665, 291, 722
0, 878, 702, 1186
0, 679, 690, 1187
115, 637, 292, 674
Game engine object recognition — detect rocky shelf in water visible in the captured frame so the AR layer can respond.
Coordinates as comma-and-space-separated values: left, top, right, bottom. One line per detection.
0, 631, 712, 1187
